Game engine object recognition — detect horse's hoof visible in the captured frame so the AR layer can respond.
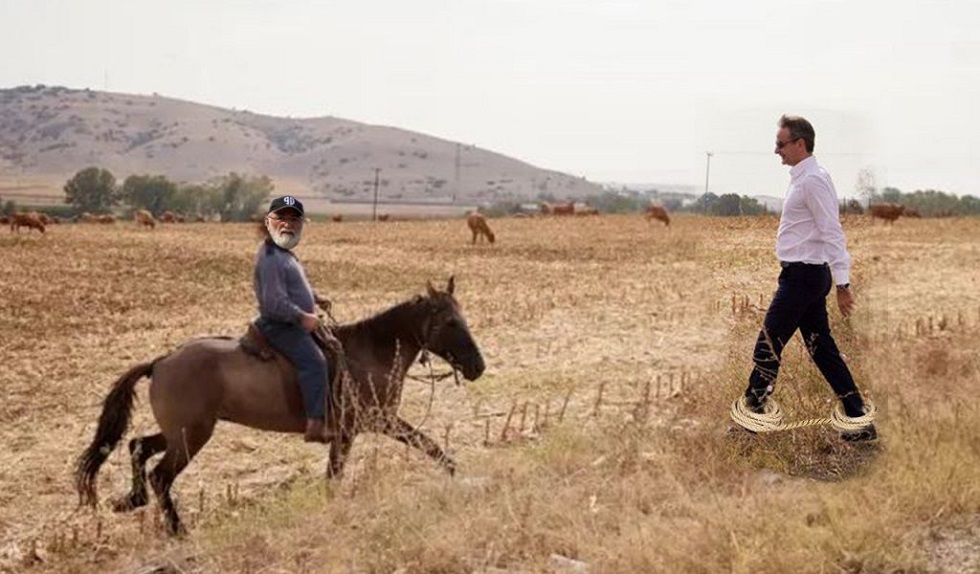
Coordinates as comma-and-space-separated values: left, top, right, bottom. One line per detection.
111, 494, 145, 513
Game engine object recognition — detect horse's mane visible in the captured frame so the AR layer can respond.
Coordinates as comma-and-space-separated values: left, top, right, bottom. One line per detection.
334, 296, 426, 340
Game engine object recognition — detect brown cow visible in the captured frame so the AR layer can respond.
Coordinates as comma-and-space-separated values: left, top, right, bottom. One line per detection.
466, 212, 496, 244
869, 203, 905, 223
97, 214, 117, 224
135, 209, 156, 228
645, 205, 671, 226
552, 202, 575, 216
332, 214, 343, 223
161, 211, 177, 223
539, 202, 576, 216
377, 213, 391, 222
0, 216, 8, 225
10, 212, 46, 234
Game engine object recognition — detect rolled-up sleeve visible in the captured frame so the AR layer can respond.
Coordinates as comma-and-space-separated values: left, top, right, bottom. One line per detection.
803, 175, 851, 285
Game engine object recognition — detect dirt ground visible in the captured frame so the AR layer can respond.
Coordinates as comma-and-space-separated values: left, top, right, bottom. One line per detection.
1, 213, 978, 573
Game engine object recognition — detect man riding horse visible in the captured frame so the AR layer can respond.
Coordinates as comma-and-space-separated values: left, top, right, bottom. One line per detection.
254, 195, 339, 443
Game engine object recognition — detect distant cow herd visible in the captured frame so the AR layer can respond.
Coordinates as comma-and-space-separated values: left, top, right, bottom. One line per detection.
1, 201, 933, 246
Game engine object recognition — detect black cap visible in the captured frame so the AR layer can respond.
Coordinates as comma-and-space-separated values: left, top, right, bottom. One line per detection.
267, 195, 304, 216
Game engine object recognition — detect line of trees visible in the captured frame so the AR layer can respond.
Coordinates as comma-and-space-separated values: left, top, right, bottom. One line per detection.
868, 187, 980, 216
61, 167, 274, 221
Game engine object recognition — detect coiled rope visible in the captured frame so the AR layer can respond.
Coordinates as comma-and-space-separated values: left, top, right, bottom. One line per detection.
730, 396, 877, 434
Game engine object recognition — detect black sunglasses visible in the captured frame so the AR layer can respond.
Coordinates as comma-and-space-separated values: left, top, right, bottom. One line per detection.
775, 137, 800, 149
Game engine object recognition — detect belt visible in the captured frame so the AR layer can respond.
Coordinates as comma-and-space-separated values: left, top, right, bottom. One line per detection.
780, 261, 828, 269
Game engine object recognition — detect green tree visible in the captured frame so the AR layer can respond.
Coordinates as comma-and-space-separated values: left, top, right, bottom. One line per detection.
880, 186, 903, 204
121, 174, 177, 216
172, 183, 215, 218
211, 172, 274, 222
64, 167, 118, 214
712, 193, 743, 216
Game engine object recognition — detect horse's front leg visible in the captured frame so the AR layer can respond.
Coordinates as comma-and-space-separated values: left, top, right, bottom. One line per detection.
326, 433, 355, 479
383, 416, 456, 476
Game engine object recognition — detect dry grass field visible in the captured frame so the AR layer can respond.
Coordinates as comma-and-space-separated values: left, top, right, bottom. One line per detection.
1, 214, 978, 573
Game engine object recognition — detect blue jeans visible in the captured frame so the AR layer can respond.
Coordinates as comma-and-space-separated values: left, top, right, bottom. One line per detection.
745, 263, 865, 417
256, 317, 329, 419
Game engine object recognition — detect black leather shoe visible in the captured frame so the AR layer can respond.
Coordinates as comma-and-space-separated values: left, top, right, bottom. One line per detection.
841, 424, 878, 442
745, 395, 766, 414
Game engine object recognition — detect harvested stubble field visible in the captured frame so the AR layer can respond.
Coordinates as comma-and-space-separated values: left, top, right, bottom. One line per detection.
1, 214, 979, 573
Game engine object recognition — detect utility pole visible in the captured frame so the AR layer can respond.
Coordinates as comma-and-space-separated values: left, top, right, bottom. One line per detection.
372, 168, 380, 221
704, 151, 713, 214
453, 143, 461, 203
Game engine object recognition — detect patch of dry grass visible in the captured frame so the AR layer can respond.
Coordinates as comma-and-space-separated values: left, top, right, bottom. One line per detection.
1, 215, 978, 573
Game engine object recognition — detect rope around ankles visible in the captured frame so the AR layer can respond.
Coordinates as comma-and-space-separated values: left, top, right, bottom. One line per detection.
729, 396, 877, 434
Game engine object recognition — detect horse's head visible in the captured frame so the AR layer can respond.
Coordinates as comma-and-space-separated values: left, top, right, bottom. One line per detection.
416, 276, 485, 381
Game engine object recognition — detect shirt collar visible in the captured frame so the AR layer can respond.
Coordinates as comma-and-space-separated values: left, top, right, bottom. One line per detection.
790, 155, 817, 179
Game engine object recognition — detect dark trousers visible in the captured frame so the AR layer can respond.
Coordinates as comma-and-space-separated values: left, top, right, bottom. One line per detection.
256, 317, 328, 420
745, 263, 865, 417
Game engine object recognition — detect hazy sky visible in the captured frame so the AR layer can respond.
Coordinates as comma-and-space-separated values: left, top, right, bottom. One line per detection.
2, 0, 977, 198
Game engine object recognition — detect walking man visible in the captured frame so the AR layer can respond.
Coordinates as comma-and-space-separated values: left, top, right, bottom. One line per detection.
743, 114, 876, 441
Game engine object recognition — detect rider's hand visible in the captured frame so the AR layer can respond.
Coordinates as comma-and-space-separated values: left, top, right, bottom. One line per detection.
314, 295, 332, 314
300, 312, 320, 333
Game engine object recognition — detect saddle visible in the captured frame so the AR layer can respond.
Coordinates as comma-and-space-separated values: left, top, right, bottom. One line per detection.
240, 321, 349, 386
240, 322, 277, 361
241, 320, 342, 358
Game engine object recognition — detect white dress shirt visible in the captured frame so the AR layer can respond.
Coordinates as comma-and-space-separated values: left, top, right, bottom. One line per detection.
775, 155, 851, 286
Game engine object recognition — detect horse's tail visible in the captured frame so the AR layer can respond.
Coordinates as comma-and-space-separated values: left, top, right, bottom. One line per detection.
75, 357, 161, 507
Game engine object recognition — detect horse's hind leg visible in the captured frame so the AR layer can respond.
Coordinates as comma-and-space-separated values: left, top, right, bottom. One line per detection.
149, 422, 215, 536
112, 433, 167, 512
383, 416, 456, 476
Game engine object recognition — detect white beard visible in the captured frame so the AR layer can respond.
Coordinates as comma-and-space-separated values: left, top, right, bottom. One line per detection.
268, 223, 302, 250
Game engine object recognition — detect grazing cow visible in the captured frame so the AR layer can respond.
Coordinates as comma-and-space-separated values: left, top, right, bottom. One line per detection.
645, 205, 671, 226
466, 212, 495, 244
10, 212, 46, 234
869, 203, 905, 223
97, 214, 116, 224
160, 211, 177, 223
332, 214, 343, 223
36, 213, 52, 225
378, 213, 390, 222
539, 202, 575, 216
552, 202, 575, 216
135, 209, 156, 228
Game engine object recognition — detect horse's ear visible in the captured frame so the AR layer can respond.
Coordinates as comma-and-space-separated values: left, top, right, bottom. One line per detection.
446, 275, 455, 295
426, 280, 438, 298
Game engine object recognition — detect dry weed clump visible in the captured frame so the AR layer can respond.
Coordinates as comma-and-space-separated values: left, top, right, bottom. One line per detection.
1, 215, 978, 573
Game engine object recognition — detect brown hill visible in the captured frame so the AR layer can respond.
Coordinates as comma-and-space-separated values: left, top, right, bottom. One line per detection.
0, 84, 602, 204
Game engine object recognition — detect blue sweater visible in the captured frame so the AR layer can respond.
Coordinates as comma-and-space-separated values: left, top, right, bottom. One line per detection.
253, 240, 316, 324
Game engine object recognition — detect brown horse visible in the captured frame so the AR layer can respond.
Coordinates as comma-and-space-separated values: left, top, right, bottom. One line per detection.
466, 212, 495, 244
75, 277, 485, 535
